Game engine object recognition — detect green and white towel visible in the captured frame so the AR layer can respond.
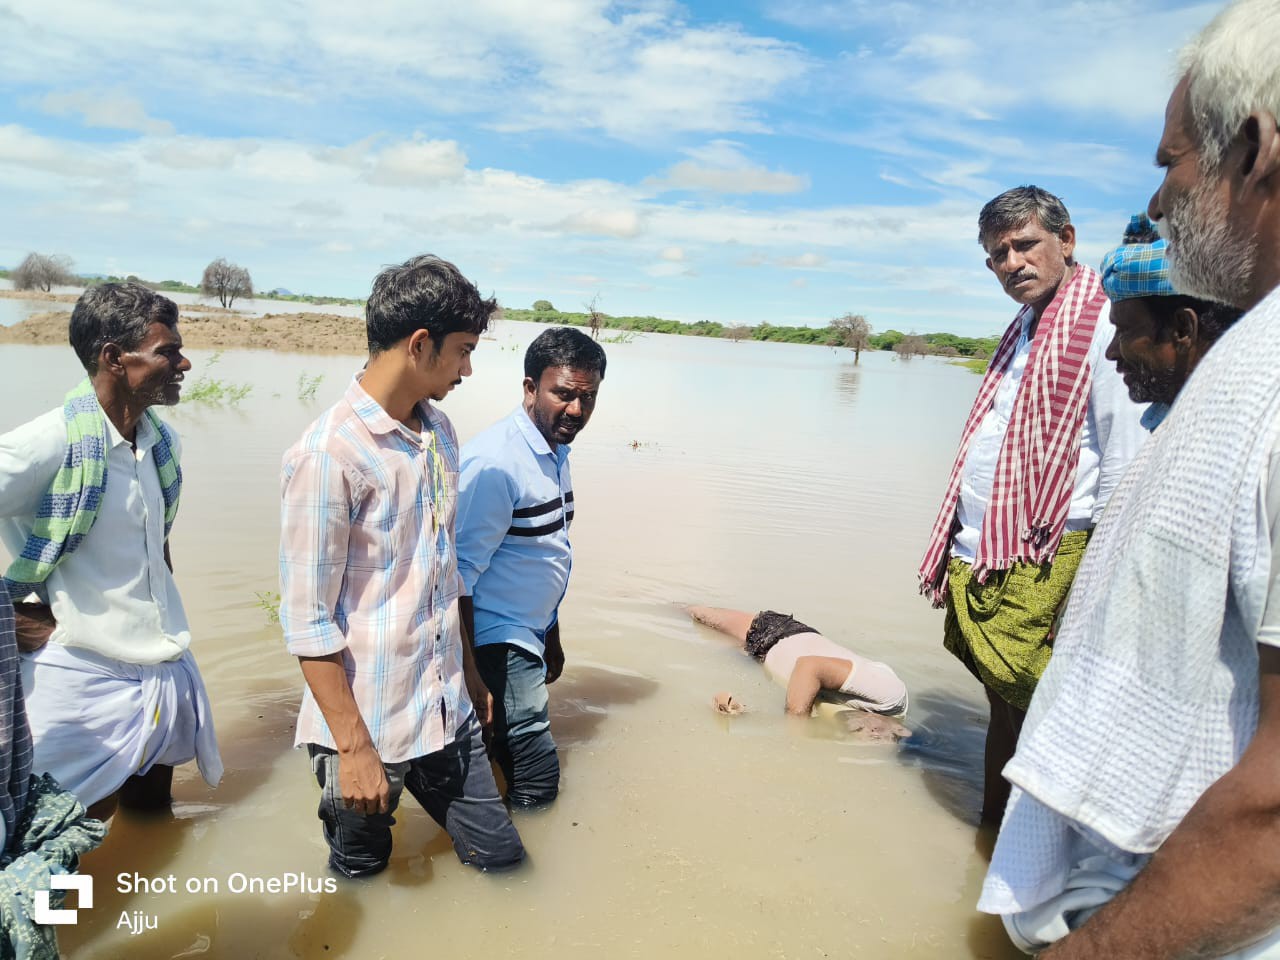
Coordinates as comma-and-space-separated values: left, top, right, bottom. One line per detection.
2, 379, 181, 595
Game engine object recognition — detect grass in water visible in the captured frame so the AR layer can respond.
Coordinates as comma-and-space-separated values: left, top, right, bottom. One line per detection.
951, 357, 989, 375
296, 372, 324, 402
601, 331, 639, 344
254, 591, 281, 626
184, 351, 253, 405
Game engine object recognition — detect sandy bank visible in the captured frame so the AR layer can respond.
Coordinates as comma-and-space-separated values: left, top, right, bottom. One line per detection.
0, 290, 80, 304
0, 289, 243, 314
0, 308, 368, 355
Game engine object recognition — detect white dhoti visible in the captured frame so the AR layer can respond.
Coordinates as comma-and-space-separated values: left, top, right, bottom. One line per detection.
20, 642, 223, 807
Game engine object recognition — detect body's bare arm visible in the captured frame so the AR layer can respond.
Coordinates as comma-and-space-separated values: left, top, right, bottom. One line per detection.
298, 654, 389, 816
784, 656, 855, 716
1044, 644, 1280, 959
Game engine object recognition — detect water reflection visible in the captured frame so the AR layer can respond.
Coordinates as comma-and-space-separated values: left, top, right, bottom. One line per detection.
835, 364, 862, 405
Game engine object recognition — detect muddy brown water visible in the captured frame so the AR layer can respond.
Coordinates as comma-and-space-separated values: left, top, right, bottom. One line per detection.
0, 317, 1021, 959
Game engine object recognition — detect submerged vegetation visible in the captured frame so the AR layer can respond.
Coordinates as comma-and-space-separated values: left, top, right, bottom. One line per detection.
183, 352, 253, 405
296, 373, 324, 402
253, 591, 281, 625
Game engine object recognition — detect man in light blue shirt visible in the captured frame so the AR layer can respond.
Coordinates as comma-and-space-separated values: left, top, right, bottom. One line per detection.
457, 327, 606, 809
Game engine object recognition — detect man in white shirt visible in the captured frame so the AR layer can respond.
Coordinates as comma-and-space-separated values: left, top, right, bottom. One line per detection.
0, 283, 221, 820
917, 186, 1147, 825
980, 3, 1280, 955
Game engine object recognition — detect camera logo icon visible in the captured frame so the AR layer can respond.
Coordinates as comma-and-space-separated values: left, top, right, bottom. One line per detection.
34, 875, 93, 925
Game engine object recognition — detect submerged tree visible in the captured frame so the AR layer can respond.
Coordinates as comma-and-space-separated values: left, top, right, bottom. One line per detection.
585, 293, 603, 341
894, 334, 930, 359
830, 312, 873, 363
12, 253, 76, 292
201, 257, 254, 308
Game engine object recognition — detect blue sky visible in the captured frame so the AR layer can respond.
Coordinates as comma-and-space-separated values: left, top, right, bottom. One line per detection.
0, 0, 1220, 336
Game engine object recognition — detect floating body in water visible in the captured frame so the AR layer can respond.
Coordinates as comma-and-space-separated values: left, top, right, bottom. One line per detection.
688, 605, 910, 741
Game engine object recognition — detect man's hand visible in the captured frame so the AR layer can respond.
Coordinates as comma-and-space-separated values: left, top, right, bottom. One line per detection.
12, 602, 55, 653
337, 743, 390, 816
544, 623, 565, 684
465, 660, 495, 733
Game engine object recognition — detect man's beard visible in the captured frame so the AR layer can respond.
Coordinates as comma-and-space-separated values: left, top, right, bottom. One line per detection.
1162, 173, 1256, 308
1123, 362, 1182, 406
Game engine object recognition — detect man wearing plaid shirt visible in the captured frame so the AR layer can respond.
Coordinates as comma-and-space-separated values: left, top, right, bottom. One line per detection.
279, 255, 524, 878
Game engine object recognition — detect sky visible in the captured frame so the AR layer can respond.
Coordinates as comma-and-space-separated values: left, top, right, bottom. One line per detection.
0, 0, 1222, 336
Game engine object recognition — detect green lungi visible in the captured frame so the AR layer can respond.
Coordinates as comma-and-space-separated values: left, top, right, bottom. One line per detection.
942, 529, 1091, 711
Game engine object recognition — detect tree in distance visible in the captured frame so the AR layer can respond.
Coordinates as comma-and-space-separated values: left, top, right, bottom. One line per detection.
893, 334, 929, 359
830, 312, 872, 363
724, 324, 751, 342
532, 299, 555, 312
585, 293, 603, 341
201, 257, 254, 308
12, 253, 76, 292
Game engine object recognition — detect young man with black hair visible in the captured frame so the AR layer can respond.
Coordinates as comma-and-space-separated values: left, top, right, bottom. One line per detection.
456, 326, 606, 809
280, 254, 524, 877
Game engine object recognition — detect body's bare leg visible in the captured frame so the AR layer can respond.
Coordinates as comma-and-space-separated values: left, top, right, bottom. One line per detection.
686, 606, 757, 645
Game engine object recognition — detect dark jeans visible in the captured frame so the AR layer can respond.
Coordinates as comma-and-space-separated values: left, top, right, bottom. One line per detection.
307, 714, 525, 878
475, 643, 560, 808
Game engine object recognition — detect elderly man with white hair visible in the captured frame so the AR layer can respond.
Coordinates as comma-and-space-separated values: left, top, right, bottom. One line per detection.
977, 1, 1280, 957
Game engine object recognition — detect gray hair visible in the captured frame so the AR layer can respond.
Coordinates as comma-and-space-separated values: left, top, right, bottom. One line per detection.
1179, 0, 1280, 172
977, 186, 1071, 249
69, 282, 179, 373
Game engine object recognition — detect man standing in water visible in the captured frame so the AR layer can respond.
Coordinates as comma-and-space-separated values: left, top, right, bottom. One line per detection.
456, 327, 605, 809
917, 186, 1146, 825
980, 3, 1280, 954
280, 255, 524, 876
0, 282, 222, 820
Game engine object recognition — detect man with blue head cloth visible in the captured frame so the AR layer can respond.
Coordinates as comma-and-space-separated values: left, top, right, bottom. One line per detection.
1101, 213, 1243, 430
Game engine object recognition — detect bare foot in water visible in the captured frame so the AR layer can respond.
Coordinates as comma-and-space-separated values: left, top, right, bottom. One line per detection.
841, 709, 911, 743
713, 691, 746, 715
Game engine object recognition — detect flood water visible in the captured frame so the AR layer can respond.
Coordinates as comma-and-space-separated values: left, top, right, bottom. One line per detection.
0, 313, 1022, 959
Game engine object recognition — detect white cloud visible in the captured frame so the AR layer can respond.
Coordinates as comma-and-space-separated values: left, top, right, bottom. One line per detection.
38, 89, 173, 135
659, 246, 685, 262
777, 252, 827, 269
646, 139, 808, 195
365, 137, 468, 186
778, 0, 1217, 122
1, 1, 808, 142
556, 208, 645, 239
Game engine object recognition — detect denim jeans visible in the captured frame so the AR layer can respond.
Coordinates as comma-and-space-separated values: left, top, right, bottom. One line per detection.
307, 713, 525, 878
475, 643, 560, 808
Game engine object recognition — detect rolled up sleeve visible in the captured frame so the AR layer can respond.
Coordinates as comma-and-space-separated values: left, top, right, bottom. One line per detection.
456, 455, 514, 597
279, 450, 359, 657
